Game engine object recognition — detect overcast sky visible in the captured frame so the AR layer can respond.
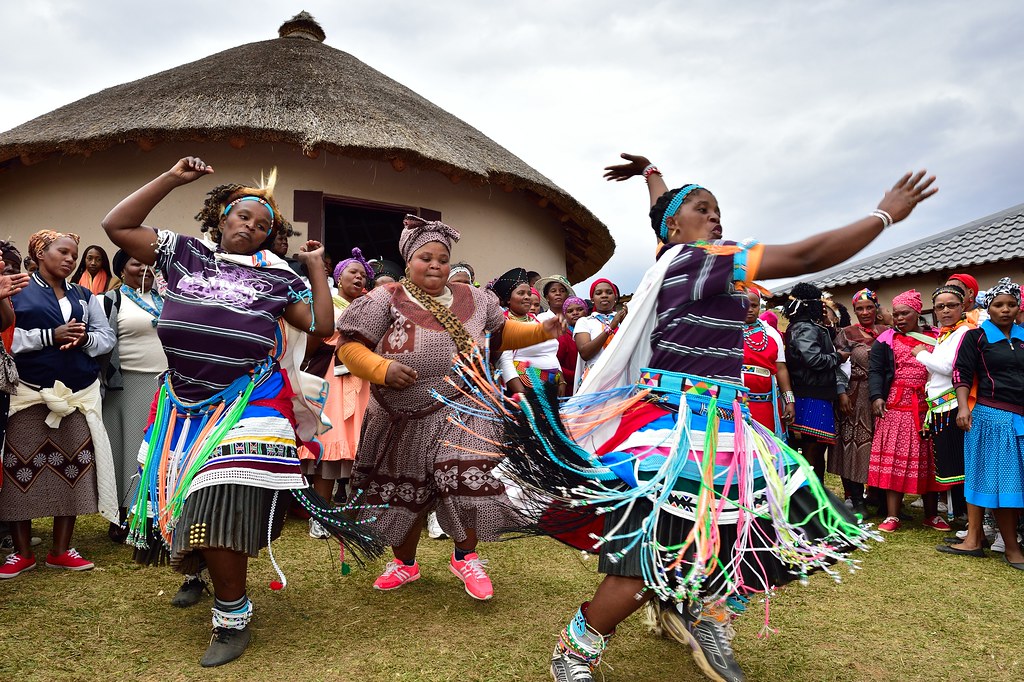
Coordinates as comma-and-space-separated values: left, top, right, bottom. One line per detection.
2, 1, 1022, 293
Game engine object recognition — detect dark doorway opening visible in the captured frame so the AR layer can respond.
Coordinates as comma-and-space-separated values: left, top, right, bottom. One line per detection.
323, 198, 413, 268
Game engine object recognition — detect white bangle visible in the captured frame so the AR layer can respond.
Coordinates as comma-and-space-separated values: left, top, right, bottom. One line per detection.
871, 209, 893, 229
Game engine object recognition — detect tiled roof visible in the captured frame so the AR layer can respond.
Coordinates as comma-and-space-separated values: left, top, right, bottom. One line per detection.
772, 203, 1024, 295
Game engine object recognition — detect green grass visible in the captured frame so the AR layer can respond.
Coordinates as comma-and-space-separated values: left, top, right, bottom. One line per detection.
2, 499, 1023, 682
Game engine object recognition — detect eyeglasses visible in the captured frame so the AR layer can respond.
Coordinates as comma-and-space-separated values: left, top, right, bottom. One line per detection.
933, 302, 963, 311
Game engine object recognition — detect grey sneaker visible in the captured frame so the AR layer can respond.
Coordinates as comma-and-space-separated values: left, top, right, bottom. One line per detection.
550, 645, 595, 682
679, 600, 746, 682
200, 625, 251, 667
171, 574, 210, 608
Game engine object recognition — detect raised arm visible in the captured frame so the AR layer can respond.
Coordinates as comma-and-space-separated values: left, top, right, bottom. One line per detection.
605, 153, 937, 280
283, 240, 335, 338
757, 171, 936, 279
101, 157, 216, 265
604, 153, 668, 208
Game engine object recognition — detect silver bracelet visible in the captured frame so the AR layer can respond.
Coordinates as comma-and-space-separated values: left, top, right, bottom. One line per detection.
783, 391, 795, 404
871, 209, 893, 229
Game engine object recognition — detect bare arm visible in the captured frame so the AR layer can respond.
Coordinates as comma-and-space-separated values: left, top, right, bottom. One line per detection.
604, 153, 668, 208
283, 241, 334, 338
757, 171, 936, 279
101, 157, 216, 266
605, 154, 937, 280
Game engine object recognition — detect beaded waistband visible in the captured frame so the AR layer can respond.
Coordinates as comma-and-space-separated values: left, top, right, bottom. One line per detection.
741, 364, 772, 377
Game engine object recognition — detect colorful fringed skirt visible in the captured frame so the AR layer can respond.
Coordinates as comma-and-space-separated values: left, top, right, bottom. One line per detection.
129, 365, 383, 571
495, 369, 874, 604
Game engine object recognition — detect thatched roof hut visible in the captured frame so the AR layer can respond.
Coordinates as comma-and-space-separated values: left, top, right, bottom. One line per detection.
0, 12, 612, 281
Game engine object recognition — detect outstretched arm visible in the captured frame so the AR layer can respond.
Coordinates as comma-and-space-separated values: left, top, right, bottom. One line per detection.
605, 153, 937, 281
101, 156, 216, 266
757, 171, 936, 280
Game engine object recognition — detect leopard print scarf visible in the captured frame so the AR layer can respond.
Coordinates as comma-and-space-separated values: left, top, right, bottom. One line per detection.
401, 277, 476, 356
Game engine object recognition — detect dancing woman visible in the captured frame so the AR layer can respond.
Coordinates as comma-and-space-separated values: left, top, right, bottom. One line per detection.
485, 153, 935, 682
101, 157, 381, 667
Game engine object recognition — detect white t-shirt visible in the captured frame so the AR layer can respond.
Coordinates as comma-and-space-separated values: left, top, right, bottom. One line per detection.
574, 314, 613, 390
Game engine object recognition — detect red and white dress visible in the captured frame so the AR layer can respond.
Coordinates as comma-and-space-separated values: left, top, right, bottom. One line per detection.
741, 320, 785, 433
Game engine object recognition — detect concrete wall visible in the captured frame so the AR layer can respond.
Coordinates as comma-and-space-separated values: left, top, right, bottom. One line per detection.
0, 142, 569, 283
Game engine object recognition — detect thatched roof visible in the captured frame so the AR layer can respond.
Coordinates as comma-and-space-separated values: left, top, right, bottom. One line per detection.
0, 12, 613, 281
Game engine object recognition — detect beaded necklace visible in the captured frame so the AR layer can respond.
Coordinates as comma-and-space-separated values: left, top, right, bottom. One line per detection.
120, 284, 163, 327
743, 321, 769, 352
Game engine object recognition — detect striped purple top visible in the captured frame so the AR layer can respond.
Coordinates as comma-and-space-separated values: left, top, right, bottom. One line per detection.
649, 240, 758, 383
154, 230, 307, 402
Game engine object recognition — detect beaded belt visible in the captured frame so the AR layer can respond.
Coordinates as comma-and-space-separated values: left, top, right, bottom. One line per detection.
746, 391, 774, 402
925, 387, 957, 412
515, 361, 562, 387
638, 367, 748, 406
741, 364, 772, 378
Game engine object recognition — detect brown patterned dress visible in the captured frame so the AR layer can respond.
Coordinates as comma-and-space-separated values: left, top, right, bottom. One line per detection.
829, 323, 889, 483
337, 282, 522, 546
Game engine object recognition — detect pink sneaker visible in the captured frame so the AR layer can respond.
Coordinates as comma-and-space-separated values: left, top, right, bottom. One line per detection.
373, 560, 420, 591
922, 516, 952, 532
878, 516, 902, 533
45, 547, 94, 571
449, 552, 493, 601
0, 552, 37, 579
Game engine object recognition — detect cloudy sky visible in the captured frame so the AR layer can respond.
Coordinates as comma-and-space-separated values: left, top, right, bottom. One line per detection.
2, 1, 1022, 293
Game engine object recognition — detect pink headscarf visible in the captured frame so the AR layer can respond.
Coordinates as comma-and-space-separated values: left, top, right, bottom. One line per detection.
759, 310, 779, 330
892, 289, 923, 313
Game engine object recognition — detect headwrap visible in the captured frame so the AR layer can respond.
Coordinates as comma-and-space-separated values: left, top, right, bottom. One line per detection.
368, 259, 403, 283
448, 264, 472, 281
563, 296, 587, 314
333, 247, 374, 282
397, 214, 460, 263
760, 310, 779, 330
892, 289, 923, 314
851, 288, 878, 307
979, 277, 1022, 308
931, 284, 965, 302
589, 278, 620, 300
490, 267, 530, 306
112, 249, 131, 278
28, 230, 80, 263
948, 273, 979, 297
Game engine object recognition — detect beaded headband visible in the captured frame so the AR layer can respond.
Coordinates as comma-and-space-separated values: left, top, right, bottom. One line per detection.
931, 284, 965, 302
223, 196, 275, 224
658, 184, 705, 241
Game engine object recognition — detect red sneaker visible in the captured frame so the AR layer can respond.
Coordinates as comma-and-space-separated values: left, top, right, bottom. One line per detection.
45, 547, 95, 571
0, 553, 37, 579
878, 516, 902, 533
373, 560, 420, 591
449, 552, 494, 601
922, 516, 952, 532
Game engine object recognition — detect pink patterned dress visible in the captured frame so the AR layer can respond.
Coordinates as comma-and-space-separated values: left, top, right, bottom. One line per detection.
867, 331, 940, 494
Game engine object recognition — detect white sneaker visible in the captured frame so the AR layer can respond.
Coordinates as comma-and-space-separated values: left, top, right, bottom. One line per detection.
990, 532, 1024, 553
308, 518, 331, 540
937, 501, 948, 514
910, 497, 924, 508
426, 512, 447, 540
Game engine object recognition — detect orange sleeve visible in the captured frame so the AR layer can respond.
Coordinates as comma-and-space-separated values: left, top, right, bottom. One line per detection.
742, 242, 765, 286
335, 342, 391, 385
498, 318, 555, 352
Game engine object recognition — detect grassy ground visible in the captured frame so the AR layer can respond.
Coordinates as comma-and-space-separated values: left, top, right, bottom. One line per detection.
2, 496, 1023, 682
